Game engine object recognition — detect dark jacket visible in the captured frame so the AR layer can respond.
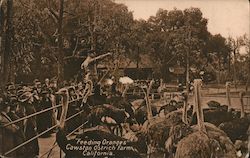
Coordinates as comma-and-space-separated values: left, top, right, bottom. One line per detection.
7, 111, 27, 157
22, 102, 40, 156
0, 112, 18, 157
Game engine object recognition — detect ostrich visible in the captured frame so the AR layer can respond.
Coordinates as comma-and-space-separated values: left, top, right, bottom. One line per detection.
174, 79, 237, 158
218, 91, 250, 156
55, 88, 142, 158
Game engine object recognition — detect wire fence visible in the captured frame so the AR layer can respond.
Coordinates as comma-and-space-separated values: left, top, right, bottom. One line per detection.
2, 95, 85, 156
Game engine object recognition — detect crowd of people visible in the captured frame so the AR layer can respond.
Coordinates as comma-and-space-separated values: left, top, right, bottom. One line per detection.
0, 52, 129, 158
0, 78, 89, 158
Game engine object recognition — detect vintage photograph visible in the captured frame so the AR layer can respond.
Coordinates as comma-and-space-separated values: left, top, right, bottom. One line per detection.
0, 0, 249, 157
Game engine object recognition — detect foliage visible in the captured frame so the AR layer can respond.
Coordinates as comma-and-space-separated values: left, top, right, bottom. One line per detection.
145, 8, 209, 81
0, 0, 248, 83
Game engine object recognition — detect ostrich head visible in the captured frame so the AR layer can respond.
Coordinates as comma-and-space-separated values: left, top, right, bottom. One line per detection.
225, 82, 231, 87
55, 88, 69, 97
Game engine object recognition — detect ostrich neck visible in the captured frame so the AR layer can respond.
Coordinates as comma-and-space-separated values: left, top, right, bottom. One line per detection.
145, 92, 153, 120
194, 80, 206, 133
226, 84, 232, 109
146, 80, 154, 120
239, 92, 245, 118
59, 95, 69, 129
182, 99, 188, 124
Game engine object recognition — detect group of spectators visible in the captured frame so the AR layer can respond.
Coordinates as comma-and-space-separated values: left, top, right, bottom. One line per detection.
0, 78, 88, 158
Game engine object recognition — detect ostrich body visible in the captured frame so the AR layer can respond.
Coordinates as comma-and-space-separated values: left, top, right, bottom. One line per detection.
158, 103, 178, 118
218, 91, 250, 144
191, 107, 238, 126
139, 108, 193, 157
87, 104, 132, 127
134, 102, 158, 125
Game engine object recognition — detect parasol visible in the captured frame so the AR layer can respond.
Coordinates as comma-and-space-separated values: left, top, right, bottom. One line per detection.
119, 76, 134, 84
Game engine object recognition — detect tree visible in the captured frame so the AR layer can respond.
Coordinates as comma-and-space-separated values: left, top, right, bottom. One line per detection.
227, 36, 245, 84
3, 0, 13, 83
62, 0, 135, 76
243, 35, 250, 89
145, 8, 209, 81
204, 34, 231, 83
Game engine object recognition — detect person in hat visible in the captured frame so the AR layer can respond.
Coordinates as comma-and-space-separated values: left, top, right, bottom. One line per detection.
6, 96, 28, 157
19, 91, 40, 157
6, 83, 16, 97
48, 79, 58, 128
44, 78, 50, 88
15, 88, 27, 123
7, 96, 24, 129
37, 89, 53, 136
33, 79, 42, 94
66, 87, 82, 132
0, 97, 20, 157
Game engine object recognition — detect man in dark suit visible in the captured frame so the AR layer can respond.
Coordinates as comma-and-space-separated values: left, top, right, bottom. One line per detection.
0, 98, 19, 157
19, 91, 40, 157
7, 96, 27, 157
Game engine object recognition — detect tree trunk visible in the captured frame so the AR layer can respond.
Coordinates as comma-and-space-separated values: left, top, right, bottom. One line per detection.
228, 52, 231, 76
218, 56, 221, 84
88, 0, 98, 80
0, 4, 4, 86
233, 49, 237, 85
34, 44, 42, 80
3, 0, 13, 84
57, 0, 64, 83
136, 45, 139, 68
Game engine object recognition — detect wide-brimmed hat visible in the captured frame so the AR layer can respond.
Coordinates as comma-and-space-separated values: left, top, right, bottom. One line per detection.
18, 91, 33, 102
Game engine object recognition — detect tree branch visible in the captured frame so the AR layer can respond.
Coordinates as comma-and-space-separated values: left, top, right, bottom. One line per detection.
44, 8, 59, 24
